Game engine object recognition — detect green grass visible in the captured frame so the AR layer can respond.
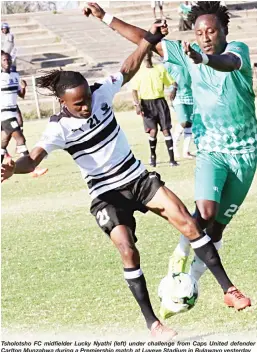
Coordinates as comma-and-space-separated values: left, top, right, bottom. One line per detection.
1, 112, 257, 339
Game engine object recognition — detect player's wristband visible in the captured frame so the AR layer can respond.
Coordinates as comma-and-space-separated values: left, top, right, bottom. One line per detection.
144, 30, 164, 45
201, 53, 209, 65
102, 13, 114, 26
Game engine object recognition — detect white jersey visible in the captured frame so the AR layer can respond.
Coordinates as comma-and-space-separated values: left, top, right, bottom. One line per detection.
1, 71, 20, 121
36, 72, 145, 200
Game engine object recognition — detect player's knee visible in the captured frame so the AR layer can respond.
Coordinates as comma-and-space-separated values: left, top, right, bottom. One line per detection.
162, 129, 171, 137
149, 129, 157, 138
181, 121, 192, 128
117, 242, 139, 263
200, 210, 216, 223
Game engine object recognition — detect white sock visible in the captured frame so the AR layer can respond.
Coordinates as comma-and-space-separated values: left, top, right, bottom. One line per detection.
173, 124, 183, 156
174, 234, 191, 257
183, 127, 192, 155
189, 240, 222, 281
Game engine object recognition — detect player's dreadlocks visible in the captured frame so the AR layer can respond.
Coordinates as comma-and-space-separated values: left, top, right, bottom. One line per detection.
36, 69, 86, 97
188, 1, 230, 33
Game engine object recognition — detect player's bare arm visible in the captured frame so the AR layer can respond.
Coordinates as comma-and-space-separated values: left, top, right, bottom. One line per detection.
183, 41, 241, 72
1, 147, 47, 181
84, 2, 166, 57
17, 79, 27, 99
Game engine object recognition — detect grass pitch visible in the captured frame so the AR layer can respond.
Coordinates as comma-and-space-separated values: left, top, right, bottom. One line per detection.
1, 111, 257, 339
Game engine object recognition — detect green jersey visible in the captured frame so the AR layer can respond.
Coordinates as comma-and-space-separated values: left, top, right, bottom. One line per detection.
162, 39, 257, 154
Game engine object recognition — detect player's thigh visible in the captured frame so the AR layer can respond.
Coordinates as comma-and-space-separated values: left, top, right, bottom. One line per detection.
174, 104, 193, 126
157, 98, 172, 132
1, 128, 12, 147
146, 186, 199, 240
216, 152, 257, 225
195, 151, 228, 204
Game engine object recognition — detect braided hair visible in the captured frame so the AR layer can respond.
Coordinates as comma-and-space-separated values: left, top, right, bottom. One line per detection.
188, 1, 230, 33
36, 70, 86, 97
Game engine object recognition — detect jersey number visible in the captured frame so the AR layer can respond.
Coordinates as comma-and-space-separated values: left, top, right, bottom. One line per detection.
97, 209, 110, 226
87, 114, 100, 129
224, 204, 239, 218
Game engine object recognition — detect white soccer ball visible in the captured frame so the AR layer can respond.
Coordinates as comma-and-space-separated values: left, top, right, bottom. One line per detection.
158, 273, 198, 317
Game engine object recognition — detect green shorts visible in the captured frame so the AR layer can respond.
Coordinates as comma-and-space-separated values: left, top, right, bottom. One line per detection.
195, 150, 257, 225
173, 104, 194, 125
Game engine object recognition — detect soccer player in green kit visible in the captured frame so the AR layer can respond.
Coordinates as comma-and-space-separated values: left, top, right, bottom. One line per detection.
165, 62, 194, 159
85, 1, 257, 311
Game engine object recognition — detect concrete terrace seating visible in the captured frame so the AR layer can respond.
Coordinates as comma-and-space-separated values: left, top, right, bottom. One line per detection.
2, 1, 257, 112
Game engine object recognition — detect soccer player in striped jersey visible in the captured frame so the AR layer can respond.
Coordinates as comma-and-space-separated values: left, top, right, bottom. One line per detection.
1, 51, 48, 177
1, 22, 249, 338
87, 1, 256, 312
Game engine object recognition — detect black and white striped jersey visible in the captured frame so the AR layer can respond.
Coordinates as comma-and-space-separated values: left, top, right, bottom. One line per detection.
36, 72, 145, 199
1, 71, 20, 121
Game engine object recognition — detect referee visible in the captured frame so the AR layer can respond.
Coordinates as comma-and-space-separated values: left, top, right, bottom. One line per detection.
132, 50, 178, 167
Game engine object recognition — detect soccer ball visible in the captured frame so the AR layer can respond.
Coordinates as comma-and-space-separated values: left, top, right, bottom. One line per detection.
158, 272, 198, 318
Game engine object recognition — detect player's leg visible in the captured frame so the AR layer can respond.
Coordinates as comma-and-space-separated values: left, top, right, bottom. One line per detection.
145, 180, 251, 310
1, 128, 12, 163
162, 129, 178, 166
189, 220, 225, 280
157, 98, 178, 166
16, 105, 24, 131
145, 184, 234, 293
173, 103, 193, 159
159, 1, 165, 19
189, 152, 256, 309
90, 190, 177, 339
169, 151, 228, 273
149, 129, 158, 167
141, 99, 158, 167
151, 0, 156, 18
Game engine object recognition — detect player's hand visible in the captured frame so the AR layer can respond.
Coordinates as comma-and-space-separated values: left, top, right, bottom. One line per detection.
183, 41, 203, 64
149, 19, 169, 37
20, 79, 27, 89
169, 89, 177, 101
84, 2, 105, 20
1, 158, 16, 182
135, 105, 144, 116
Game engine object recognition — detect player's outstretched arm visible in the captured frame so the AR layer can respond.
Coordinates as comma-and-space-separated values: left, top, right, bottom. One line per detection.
84, 2, 166, 57
183, 41, 241, 72
119, 22, 166, 85
1, 147, 47, 182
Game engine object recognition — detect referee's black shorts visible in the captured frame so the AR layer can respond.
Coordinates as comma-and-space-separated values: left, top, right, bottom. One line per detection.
141, 97, 172, 133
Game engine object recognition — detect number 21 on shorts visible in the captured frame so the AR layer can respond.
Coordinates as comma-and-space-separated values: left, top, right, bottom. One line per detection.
97, 208, 110, 226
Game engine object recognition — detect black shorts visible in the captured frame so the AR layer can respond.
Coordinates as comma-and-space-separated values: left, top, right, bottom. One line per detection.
90, 170, 164, 241
141, 98, 172, 133
1, 117, 21, 135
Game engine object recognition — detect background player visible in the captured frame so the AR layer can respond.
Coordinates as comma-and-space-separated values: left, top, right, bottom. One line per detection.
132, 50, 178, 167
165, 62, 194, 160
1, 51, 48, 177
85, 1, 257, 310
